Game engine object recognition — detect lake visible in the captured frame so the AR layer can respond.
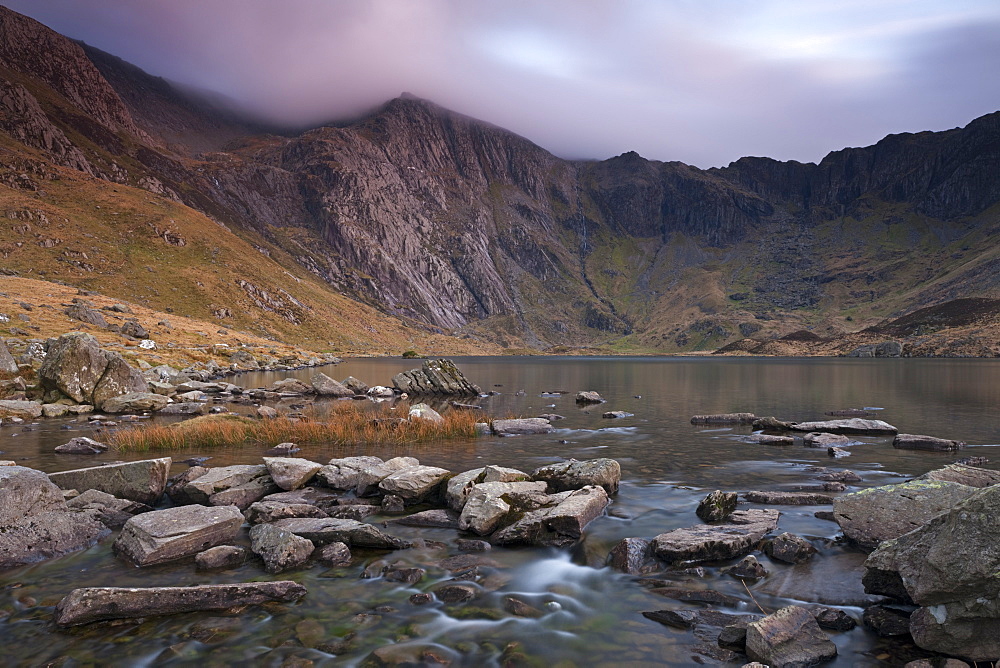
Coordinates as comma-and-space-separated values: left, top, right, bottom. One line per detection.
2, 356, 998, 666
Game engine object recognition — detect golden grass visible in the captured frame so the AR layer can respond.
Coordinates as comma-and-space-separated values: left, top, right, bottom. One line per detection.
109, 402, 482, 452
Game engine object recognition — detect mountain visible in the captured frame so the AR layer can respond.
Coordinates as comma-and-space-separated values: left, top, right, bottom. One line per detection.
1, 6, 999, 357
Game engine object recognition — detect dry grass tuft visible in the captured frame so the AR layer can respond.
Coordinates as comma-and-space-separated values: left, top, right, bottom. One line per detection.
109, 401, 481, 452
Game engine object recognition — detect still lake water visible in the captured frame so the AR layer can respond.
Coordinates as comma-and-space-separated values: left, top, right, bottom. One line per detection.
2, 356, 999, 666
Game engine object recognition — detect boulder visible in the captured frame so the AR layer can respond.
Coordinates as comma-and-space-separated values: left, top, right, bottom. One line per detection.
491, 485, 610, 547
745, 605, 837, 667
445, 465, 529, 511
602, 411, 633, 419
64, 303, 108, 328
575, 391, 605, 404
311, 373, 353, 397
315, 456, 384, 490
893, 434, 965, 452
744, 491, 834, 505
195, 545, 248, 570
182, 464, 271, 504
48, 457, 171, 505
341, 376, 369, 395
651, 509, 780, 564
0, 509, 109, 570
744, 434, 794, 445
789, 418, 897, 435
764, 533, 818, 564
690, 413, 756, 424
696, 490, 737, 523
917, 463, 1000, 488
165, 466, 208, 504
458, 480, 548, 535
863, 605, 912, 637
101, 392, 170, 413
834, 480, 978, 550
531, 458, 621, 494
408, 403, 444, 422
208, 475, 279, 510
0, 399, 42, 419
272, 517, 410, 550
378, 465, 451, 503
92, 357, 148, 410
269, 377, 312, 394
811, 606, 857, 631
491, 418, 552, 435
316, 542, 352, 567
391, 358, 481, 396
114, 504, 244, 567
608, 537, 653, 575
0, 339, 17, 374
55, 581, 307, 627
249, 523, 314, 573
803, 432, 851, 447
355, 456, 420, 497
263, 457, 322, 490
0, 465, 67, 523
39, 333, 145, 406
723, 554, 769, 580
753, 416, 795, 431
244, 500, 326, 524
862, 484, 1000, 660
158, 402, 209, 416
54, 436, 108, 454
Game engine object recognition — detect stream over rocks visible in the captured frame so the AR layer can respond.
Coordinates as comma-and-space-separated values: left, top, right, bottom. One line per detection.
0, 356, 998, 666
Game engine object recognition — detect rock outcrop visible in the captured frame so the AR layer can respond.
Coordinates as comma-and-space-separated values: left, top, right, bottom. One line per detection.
392, 359, 481, 396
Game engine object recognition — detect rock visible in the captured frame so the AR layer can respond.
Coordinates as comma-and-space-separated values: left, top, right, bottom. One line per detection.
764, 533, 818, 564
263, 441, 299, 455
378, 465, 451, 503
434, 584, 477, 603
696, 490, 738, 522
244, 500, 326, 524
269, 377, 312, 394
0, 509, 109, 570
903, 661, 970, 668
66, 489, 151, 529
157, 402, 209, 415
54, 581, 307, 627
39, 333, 146, 406
0, 399, 42, 419
195, 545, 248, 570
0, 339, 17, 374
651, 509, 780, 564
256, 405, 278, 419
41, 403, 70, 417
811, 606, 857, 631
575, 391, 605, 404
862, 605, 912, 637
816, 469, 862, 483
101, 392, 169, 413
365, 643, 461, 666
491, 418, 553, 435
458, 481, 548, 535
745, 434, 795, 445
0, 465, 67, 523
48, 457, 171, 505
182, 464, 271, 504
803, 432, 851, 447
445, 466, 529, 511
828, 447, 850, 458
92, 358, 149, 410
54, 436, 108, 454
355, 456, 420, 497
531, 458, 621, 494
208, 475, 279, 510
249, 523, 314, 573
311, 373, 353, 397
381, 494, 406, 514
644, 585, 743, 607
492, 485, 610, 547
847, 341, 903, 358
327, 504, 380, 520
745, 605, 837, 668
263, 457, 322, 490
408, 403, 443, 422
602, 411, 633, 419
690, 413, 756, 424
745, 491, 834, 505
315, 456, 384, 490
393, 509, 461, 529
391, 358, 481, 396
834, 479, 978, 550
113, 505, 244, 567
384, 566, 426, 585
862, 484, 1000, 660
272, 517, 410, 549
789, 418, 897, 435
917, 463, 1000, 488
893, 434, 965, 452
165, 466, 208, 504
608, 537, 653, 574
642, 608, 759, 631
341, 376, 368, 394
752, 416, 795, 431
723, 554, 769, 579
316, 541, 352, 566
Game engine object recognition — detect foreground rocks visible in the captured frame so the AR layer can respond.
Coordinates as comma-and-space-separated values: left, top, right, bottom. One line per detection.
114, 505, 244, 567
746, 605, 837, 667
55, 581, 308, 626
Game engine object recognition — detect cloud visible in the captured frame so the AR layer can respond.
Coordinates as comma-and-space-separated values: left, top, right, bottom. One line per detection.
3, 0, 999, 167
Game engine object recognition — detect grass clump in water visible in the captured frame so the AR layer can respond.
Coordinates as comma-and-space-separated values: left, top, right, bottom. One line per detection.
110, 402, 481, 452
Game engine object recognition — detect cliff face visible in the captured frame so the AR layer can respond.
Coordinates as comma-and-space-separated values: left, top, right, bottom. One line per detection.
1, 5, 999, 354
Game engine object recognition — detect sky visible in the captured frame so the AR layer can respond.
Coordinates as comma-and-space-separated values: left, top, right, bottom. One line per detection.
4, 0, 1000, 168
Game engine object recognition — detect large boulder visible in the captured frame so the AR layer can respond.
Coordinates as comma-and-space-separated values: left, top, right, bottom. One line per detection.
833, 480, 978, 550
55, 581, 307, 627
745, 605, 837, 667
378, 465, 451, 503
531, 458, 621, 494
272, 517, 410, 549
315, 456, 384, 490
863, 484, 1000, 660
48, 458, 171, 505
263, 457, 322, 490
114, 504, 244, 567
182, 464, 271, 504
651, 509, 780, 564
458, 481, 549, 535
392, 358, 481, 396
101, 392, 170, 414
0, 509, 109, 570
355, 456, 420, 497
491, 486, 610, 547
445, 466, 529, 511
249, 523, 314, 573
0, 466, 66, 523
38, 333, 145, 407
311, 373, 353, 397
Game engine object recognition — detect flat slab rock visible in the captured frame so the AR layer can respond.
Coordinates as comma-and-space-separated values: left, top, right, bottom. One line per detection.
690, 413, 756, 425
745, 490, 835, 505
263, 457, 322, 490
272, 517, 410, 549
790, 418, 897, 435
917, 463, 1000, 488
651, 509, 780, 564
114, 504, 244, 567
48, 458, 171, 506
491, 418, 552, 436
746, 605, 838, 667
55, 581, 307, 627
893, 434, 965, 452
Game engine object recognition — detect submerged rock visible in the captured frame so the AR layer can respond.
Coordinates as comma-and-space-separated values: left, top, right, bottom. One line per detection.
55, 581, 308, 627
